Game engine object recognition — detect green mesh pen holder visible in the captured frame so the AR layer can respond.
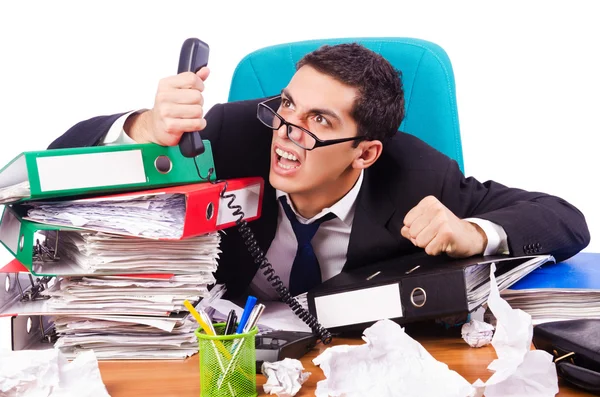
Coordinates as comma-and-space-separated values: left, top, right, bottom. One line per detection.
195, 323, 258, 397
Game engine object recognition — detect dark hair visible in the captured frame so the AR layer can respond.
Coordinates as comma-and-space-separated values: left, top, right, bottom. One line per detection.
297, 43, 405, 144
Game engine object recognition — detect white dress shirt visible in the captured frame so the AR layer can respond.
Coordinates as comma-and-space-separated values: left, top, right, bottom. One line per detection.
249, 172, 364, 300
103, 113, 510, 300
102, 110, 141, 145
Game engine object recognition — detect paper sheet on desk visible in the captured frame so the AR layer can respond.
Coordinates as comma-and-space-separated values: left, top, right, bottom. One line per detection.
0, 349, 110, 397
312, 319, 477, 397
471, 263, 559, 397
210, 299, 311, 332
309, 263, 559, 397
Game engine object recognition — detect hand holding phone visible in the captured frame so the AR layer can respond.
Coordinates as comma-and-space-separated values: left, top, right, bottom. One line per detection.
125, 39, 209, 147
177, 38, 210, 157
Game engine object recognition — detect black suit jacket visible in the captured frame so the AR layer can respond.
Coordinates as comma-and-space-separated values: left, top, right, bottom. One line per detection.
48, 98, 591, 298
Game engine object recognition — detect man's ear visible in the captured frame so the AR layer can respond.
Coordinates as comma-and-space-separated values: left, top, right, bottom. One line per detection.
352, 140, 383, 170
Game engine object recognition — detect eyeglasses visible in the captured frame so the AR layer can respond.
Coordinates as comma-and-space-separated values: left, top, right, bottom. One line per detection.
256, 96, 366, 150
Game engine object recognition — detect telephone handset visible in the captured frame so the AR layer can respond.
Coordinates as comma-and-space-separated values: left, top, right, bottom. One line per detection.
177, 38, 209, 158
177, 38, 333, 345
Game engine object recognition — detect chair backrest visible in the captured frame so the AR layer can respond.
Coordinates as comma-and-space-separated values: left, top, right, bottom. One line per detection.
228, 37, 464, 172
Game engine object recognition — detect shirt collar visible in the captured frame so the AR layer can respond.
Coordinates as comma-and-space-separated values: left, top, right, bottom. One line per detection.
275, 170, 364, 227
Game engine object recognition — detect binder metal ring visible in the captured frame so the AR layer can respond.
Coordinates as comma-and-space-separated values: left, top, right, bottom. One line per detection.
154, 155, 173, 174
4, 274, 10, 292
19, 234, 24, 251
26, 317, 32, 333
206, 202, 214, 221
410, 287, 427, 307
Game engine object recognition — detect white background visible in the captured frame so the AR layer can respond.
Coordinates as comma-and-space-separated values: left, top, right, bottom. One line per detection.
0, 0, 597, 253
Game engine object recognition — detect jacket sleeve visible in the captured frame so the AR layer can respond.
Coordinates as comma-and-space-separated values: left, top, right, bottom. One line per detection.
440, 159, 590, 262
47, 113, 130, 149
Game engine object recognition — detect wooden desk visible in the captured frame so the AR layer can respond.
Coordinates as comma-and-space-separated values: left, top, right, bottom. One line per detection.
98, 335, 592, 396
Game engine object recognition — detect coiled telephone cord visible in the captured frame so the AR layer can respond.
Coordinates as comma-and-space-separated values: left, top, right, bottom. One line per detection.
197, 164, 333, 345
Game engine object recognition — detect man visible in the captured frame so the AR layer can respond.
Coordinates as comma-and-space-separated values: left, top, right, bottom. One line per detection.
48, 43, 590, 300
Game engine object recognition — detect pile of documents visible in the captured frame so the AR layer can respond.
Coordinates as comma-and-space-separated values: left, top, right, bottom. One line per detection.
500, 289, 600, 324
0, 144, 242, 359
53, 314, 200, 360
26, 193, 188, 238
32, 229, 220, 359
465, 256, 549, 311
0, 181, 30, 204
499, 255, 600, 325
43, 231, 220, 274
42, 274, 216, 315
32, 224, 221, 359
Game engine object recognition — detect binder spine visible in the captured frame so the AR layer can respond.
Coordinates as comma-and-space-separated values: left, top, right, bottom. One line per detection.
1, 271, 53, 308
183, 187, 219, 237
0, 206, 60, 271
308, 267, 469, 331
11, 314, 55, 351
399, 269, 469, 320
1, 271, 56, 350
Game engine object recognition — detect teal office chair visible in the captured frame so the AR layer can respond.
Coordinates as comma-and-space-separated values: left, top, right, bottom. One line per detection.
227, 37, 464, 173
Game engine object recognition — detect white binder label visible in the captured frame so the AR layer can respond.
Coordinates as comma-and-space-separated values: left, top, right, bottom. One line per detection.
36, 150, 146, 192
217, 183, 261, 226
314, 283, 403, 328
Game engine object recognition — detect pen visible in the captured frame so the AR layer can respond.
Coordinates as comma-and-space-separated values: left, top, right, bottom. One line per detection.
236, 295, 257, 334
243, 303, 265, 333
183, 300, 230, 358
229, 303, 263, 353
218, 303, 265, 389
224, 309, 237, 335
198, 308, 217, 336
184, 300, 237, 396
183, 300, 214, 336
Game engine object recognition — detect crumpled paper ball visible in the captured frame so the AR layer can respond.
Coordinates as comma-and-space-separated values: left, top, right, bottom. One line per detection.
261, 358, 310, 397
461, 319, 495, 348
0, 349, 109, 397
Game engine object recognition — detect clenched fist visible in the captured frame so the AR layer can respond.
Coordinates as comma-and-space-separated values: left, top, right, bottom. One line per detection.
125, 67, 210, 146
401, 196, 487, 258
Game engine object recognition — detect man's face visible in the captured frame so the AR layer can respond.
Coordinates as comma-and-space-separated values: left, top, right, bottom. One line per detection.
269, 65, 360, 198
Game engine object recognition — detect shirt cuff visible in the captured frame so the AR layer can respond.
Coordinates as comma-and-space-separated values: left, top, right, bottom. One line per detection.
464, 218, 510, 256
101, 110, 145, 145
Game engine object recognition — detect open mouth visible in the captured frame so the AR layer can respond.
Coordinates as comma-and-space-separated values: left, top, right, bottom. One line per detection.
275, 147, 301, 170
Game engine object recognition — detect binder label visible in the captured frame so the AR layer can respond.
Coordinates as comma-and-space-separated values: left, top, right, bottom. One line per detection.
314, 283, 404, 328
217, 183, 261, 226
36, 150, 147, 192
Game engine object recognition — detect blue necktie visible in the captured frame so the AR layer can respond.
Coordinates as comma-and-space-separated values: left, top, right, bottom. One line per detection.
279, 197, 336, 296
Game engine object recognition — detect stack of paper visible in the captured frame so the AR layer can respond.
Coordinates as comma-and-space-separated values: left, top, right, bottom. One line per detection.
37, 259, 220, 359
0, 181, 30, 204
42, 274, 215, 315
0, 144, 238, 359
500, 289, 600, 324
26, 194, 187, 238
500, 254, 600, 324
53, 314, 199, 360
35, 229, 221, 359
465, 255, 553, 311
43, 231, 220, 274
15, 197, 221, 359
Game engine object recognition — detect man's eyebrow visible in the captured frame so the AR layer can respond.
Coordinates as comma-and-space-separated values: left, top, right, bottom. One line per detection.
281, 88, 294, 104
281, 88, 342, 124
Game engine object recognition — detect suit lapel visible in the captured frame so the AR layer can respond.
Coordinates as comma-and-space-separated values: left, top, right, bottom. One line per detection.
257, 182, 279, 251
344, 168, 408, 271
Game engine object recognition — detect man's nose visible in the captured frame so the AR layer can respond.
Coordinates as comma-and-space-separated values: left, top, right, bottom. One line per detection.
276, 124, 288, 139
